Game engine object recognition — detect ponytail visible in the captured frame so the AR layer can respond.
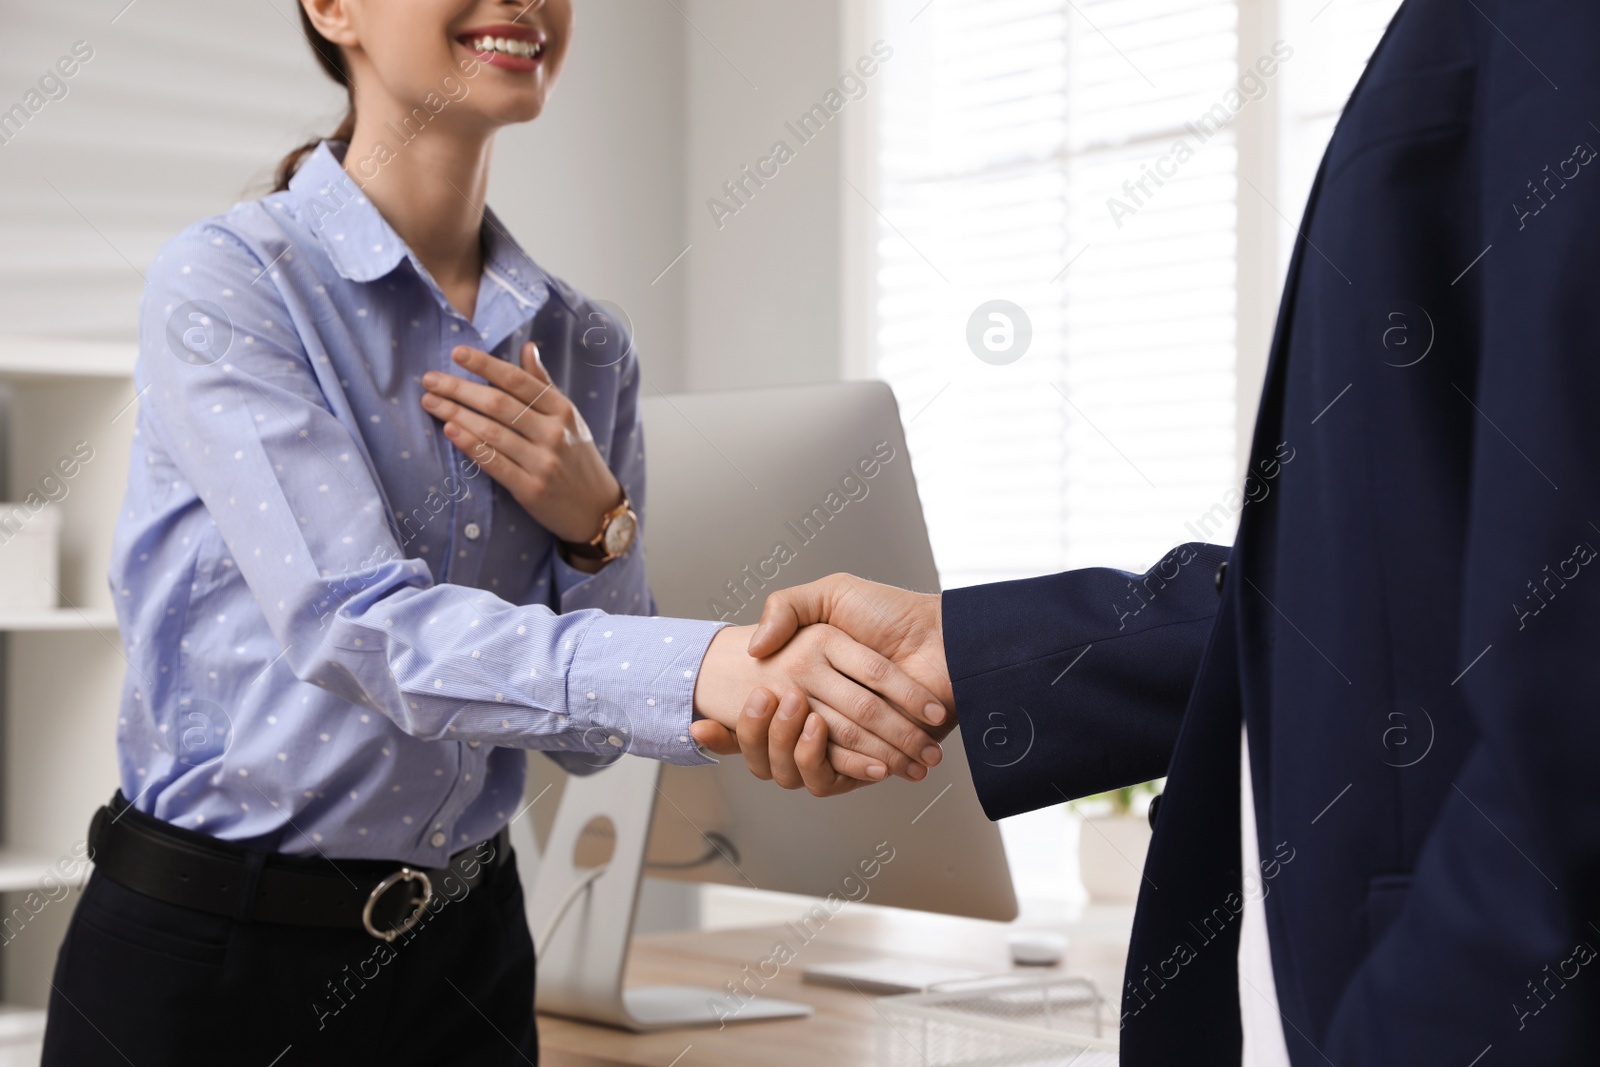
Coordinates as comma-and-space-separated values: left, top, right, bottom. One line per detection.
273, 6, 355, 193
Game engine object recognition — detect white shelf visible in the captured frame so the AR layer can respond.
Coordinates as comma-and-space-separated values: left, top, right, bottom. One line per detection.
0, 1004, 47, 1056
0, 337, 136, 383
0, 332, 136, 1014
0, 851, 76, 895
0, 608, 119, 633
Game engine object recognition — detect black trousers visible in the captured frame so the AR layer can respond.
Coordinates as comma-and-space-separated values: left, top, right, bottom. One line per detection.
41, 848, 539, 1065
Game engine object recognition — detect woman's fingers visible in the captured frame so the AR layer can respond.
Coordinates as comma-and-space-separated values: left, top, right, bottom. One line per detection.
433, 419, 508, 481
438, 344, 563, 419
688, 716, 739, 755
433, 396, 540, 460
797, 716, 864, 797
421, 376, 562, 454
821, 738, 888, 783
423, 373, 554, 440
496, 341, 560, 412
766, 689, 811, 790
734, 688, 780, 780
721, 687, 885, 788
431, 410, 542, 502
517, 340, 554, 387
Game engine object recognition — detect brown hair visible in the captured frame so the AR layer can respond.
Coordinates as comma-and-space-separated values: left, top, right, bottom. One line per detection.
273, 7, 357, 193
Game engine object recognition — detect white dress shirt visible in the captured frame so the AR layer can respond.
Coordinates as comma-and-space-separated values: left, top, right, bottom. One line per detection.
1239, 725, 1293, 1065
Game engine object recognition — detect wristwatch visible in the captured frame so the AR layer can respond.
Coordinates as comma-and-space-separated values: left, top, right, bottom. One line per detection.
561, 494, 638, 563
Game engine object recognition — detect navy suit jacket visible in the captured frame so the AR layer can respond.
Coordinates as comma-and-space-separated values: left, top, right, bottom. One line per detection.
946, 2, 1600, 1062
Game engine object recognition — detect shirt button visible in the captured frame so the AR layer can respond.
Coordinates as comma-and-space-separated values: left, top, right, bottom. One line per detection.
464, 523, 482, 541
430, 831, 446, 847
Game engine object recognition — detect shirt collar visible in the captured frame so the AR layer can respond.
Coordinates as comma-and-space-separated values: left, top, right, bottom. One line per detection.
289, 140, 408, 283
286, 140, 553, 316
478, 202, 552, 314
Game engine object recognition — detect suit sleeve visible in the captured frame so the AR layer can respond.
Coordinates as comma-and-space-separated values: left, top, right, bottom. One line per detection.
944, 542, 1229, 820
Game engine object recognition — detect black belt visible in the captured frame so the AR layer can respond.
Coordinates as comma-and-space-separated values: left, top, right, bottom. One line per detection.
87, 791, 512, 941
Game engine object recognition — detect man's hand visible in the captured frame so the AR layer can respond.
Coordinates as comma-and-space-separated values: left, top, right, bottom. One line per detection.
420, 343, 622, 572
751, 574, 952, 715
689, 623, 947, 782
694, 574, 955, 786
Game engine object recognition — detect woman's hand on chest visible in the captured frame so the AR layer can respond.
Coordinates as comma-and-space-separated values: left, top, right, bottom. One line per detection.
419, 341, 622, 546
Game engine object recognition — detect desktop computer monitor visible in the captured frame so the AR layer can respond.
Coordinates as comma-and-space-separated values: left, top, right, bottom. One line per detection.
517, 381, 1017, 1031
637, 381, 1015, 922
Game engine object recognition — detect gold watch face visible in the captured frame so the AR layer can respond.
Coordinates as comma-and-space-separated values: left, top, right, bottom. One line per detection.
602, 509, 638, 558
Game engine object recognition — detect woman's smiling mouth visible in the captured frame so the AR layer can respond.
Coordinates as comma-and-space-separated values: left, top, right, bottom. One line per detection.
457, 25, 547, 71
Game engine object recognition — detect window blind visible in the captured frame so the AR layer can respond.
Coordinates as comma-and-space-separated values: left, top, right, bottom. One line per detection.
873, 0, 1403, 587
871, 0, 1401, 908
875, 0, 1242, 593
1278, 0, 1407, 261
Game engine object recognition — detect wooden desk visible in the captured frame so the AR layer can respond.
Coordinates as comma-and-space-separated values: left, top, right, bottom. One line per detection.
539, 904, 1134, 1067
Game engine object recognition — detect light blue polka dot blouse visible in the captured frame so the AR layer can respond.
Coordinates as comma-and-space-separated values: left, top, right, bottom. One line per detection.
109, 140, 723, 867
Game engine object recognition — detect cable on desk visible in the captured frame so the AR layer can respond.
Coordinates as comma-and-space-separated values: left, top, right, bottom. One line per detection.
644, 831, 740, 871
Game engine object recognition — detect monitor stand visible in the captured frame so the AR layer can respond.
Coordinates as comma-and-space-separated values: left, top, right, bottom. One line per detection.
524, 753, 813, 1032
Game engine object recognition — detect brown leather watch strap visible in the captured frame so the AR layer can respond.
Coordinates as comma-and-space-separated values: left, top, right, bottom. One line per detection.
560, 535, 609, 560
559, 493, 633, 562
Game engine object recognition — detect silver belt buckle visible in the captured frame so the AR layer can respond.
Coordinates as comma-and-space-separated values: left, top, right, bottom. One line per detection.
362, 867, 433, 942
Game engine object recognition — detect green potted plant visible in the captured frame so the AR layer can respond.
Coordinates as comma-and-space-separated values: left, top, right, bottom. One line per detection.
1072, 781, 1161, 903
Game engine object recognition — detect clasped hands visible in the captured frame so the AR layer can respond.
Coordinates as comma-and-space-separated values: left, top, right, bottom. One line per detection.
689, 575, 952, 797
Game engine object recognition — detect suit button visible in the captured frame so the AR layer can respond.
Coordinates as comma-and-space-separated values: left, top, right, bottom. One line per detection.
1214, 560, 1227, 595
1147, 794, 1163, 830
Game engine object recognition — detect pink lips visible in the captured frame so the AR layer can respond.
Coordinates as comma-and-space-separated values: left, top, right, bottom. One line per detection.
456, 24, 547, 73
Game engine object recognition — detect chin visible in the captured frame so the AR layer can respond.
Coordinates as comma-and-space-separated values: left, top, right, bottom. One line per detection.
492, 97, 548, 127
475, 79, 550, 119
511, 97, 548, 123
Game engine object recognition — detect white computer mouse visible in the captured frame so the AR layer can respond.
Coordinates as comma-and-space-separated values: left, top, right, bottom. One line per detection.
1008, 931, 1068, 967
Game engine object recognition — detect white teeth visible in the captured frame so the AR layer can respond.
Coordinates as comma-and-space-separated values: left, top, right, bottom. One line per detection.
470, 35, 540, 59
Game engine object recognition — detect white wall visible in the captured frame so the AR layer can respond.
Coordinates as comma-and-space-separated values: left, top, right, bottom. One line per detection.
0, 2, 341, 341
489, 1, 693, 392
682, 0, 857, 391
0, 0, 860, 386
0, 0, 697, 388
